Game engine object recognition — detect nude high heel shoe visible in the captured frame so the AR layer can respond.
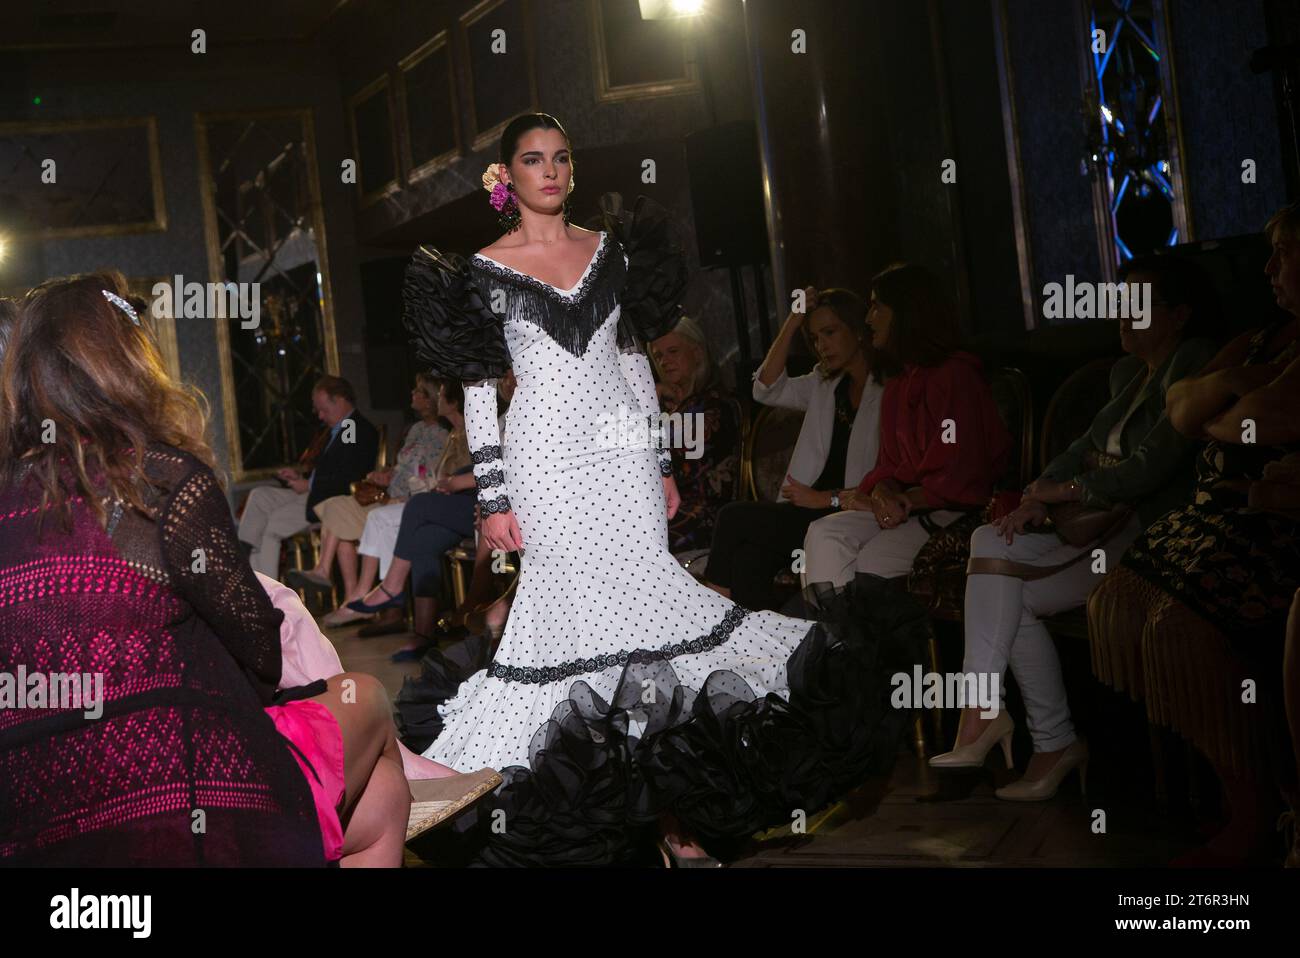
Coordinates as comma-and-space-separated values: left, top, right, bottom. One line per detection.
928, 709, 1015, 769
994, 739, 1089, 802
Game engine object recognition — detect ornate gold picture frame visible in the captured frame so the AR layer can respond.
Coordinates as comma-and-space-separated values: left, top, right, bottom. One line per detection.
0, 115, 167, 240
398, 31, 463, 184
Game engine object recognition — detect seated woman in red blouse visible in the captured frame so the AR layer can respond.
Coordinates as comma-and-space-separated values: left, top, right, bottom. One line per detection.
803, 262, 1010, 588
0, 273, 496, 866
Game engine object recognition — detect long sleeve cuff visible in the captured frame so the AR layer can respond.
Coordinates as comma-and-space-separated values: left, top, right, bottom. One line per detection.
618, 348, 673, 476
465, 380, 511, 515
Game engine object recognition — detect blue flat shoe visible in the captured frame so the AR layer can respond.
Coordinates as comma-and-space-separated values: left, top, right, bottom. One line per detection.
347, 584, 407, 614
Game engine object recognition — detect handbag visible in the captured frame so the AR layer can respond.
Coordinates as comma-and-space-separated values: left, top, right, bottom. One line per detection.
351, 479, 388, 507
967, 449, 1132, 580
1046, 449, 1131, 547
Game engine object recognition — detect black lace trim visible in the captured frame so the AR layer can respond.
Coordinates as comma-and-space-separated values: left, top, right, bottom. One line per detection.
469, 234, 628, 359
487, 606, 750, 686
480, 494, 512, 515
658, 458, 673, 476
471, 444, 503, 464
476, 468, 505, 490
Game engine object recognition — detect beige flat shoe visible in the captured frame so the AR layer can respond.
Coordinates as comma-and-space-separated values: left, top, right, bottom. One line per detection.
406, 768, 502, 841
321, 606, 373, 628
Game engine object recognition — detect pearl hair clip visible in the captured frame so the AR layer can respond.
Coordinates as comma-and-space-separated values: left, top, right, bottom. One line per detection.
102, 289, 140, 326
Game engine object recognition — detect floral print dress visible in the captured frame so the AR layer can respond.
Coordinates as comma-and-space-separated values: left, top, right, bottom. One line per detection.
1121, 321, 1300, 650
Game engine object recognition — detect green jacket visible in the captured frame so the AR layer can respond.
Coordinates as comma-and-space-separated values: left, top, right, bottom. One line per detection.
1040, 337, 1217, 526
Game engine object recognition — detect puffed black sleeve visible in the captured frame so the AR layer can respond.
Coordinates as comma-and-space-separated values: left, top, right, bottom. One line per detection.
599, 192, 689, 352
402, 245, 511, 381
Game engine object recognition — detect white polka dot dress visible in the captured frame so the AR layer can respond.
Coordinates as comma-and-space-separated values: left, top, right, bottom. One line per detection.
413, 228, 816, 774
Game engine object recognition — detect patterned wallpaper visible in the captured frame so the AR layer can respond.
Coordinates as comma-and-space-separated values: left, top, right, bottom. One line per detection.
1006, 0, 1104, 323
2, 41, 371, 481
1168, 0, 1286, 239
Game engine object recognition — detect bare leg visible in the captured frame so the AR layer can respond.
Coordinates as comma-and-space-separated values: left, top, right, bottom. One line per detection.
358, 556, 412, 606
340, 735, 409, 867
705, 581, 731, 599
483, 595, 511, 634
337, 540, 359, 598
381, 556, 412, 596
314, 528, 339, 577
954, 706, 996, 747
350, 555, 380, 602
304, 672, 408, 867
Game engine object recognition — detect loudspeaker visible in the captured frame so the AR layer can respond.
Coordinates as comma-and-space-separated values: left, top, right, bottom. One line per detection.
685, 121, 769, 268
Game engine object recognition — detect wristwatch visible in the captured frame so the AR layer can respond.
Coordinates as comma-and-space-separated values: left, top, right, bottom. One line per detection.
830, 493, 841, 509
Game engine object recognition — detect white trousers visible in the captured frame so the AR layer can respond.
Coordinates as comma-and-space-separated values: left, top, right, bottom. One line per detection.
802, 508, 966, 588
237, 486, 310, 579
961, 515, 1143, 751
358, 501, 408, 579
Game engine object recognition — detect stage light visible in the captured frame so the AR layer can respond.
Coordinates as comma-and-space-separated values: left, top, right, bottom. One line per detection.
638, 0, 704, 20
0, 235, 8, 263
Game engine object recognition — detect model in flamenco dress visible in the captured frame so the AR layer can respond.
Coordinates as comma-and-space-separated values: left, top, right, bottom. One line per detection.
398, 113, 928, 866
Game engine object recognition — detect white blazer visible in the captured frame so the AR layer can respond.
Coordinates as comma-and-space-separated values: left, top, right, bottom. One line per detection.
751, 365, 882, 503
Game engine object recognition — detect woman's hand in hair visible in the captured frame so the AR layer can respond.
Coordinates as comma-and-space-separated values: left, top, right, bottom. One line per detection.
787, 286, 818, 325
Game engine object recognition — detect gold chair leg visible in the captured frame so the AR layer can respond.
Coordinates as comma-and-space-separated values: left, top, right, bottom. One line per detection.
448, 553, 468, 609
927, 634, 943, 750
913, 711, 928, 758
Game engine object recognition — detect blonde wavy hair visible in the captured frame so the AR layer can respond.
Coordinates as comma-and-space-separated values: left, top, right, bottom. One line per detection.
0, 270, 218, 529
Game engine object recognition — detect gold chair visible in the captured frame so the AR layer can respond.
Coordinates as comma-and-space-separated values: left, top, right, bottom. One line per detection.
740, 403, 805, 503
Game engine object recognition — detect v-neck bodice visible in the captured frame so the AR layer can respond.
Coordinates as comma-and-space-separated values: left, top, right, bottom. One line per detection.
472, 231, 609, 296
466, 230, 626, 359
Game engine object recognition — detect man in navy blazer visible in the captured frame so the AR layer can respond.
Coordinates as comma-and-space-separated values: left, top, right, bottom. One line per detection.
238, 375, 380, 577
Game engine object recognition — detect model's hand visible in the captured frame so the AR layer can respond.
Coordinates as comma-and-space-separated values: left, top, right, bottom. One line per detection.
482, 510, 523, 552
663, 474, 681, 519
995, 498, 1048, 544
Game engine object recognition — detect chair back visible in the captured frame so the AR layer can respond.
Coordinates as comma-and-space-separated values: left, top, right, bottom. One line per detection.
375, 423, 389, 470
742, 404, 805, 502
721, 395, 749, 502
1039, 357, 1117, 474
989, 366, 1034, 490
